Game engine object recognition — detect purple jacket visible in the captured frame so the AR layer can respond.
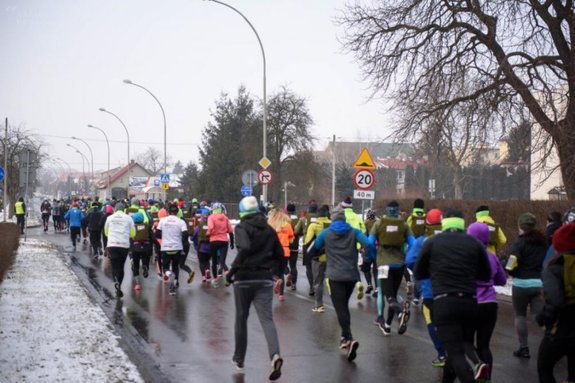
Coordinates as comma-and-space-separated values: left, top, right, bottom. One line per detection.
476, 251, 507, 303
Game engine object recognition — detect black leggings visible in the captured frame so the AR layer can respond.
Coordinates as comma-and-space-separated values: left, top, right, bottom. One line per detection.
70, 227, 81, 245
381, 266, 405, 325
475, 302, 498, 369
162, 252, 180, 281
108, 247, 129, 287
89, 229, 102, 253
288, 250, 298, 284
131, 249, 151, 277
329, 280, 356, 341
198, 251, 211, 277
433, 296, 477, 383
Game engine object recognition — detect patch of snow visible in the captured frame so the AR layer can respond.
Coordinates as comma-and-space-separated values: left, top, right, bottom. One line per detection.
0, 239, 144, 383
495, 278, 512, 296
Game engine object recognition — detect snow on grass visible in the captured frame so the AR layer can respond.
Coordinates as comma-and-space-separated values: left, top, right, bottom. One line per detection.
0, 239, 144, 383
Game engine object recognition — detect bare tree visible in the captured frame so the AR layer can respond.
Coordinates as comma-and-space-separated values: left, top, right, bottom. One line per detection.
135, 146, 170, 175
339, 0, 575, 198
266, 86, 315, 202
0, 124, 43, 217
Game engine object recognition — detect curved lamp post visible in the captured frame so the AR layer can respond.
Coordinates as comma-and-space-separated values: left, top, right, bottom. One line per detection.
206, 0, 268, 203
67, 144, 87, 194
123, 79, 167, 174
87, 124, 111, 199
71, 136, 94, 180
99, 107, 131, 198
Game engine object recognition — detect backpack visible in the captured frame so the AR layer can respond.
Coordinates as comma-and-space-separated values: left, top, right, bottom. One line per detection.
409, 213, 426, 237
377, 217, 408, 247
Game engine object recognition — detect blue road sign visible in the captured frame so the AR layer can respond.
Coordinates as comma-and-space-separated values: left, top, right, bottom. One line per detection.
240, 185, 252, 197
0, 167, 4, 181
160, 173, 170, 183
153, 179, 160, 187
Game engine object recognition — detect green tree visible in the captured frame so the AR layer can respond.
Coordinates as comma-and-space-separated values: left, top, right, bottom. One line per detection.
266, 86, 315, 202
172, 160, 185, 174
198, 86, 260, 202
340, 1, 575, 198
179, 161, 200, 199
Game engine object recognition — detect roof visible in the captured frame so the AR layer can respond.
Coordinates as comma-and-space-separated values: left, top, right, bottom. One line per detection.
374, 157, 425, 170
96, 162, 152, 189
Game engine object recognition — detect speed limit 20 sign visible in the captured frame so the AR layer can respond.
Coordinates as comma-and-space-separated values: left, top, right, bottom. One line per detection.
353, 169, 375, 190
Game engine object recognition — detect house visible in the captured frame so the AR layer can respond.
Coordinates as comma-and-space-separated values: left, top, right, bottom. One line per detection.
95, 161, 152, 200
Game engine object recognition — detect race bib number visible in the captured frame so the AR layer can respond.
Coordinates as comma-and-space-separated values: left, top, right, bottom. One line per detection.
386, 225, 399, 233
136, 225, 145, 230
310, 217, 317, 223
377, 265, 390, 279
416, 219, 425, 225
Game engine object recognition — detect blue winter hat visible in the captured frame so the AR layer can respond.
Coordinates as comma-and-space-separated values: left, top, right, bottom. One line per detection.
385, 201, 400, 218
239, 196, 259, 218
132, 212, 145, 224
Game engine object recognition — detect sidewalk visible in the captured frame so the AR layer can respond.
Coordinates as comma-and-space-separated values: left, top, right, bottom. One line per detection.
0, 238, 144, 383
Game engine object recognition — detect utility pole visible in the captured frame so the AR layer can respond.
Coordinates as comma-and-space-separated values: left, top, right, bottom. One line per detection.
331, 134, 336, 207
3, 118, 7, 222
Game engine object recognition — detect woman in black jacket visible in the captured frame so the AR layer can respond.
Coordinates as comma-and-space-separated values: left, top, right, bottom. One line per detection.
507, 213, 547, 359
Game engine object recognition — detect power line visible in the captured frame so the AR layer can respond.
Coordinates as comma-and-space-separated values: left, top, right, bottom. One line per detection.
39, 133, 200, 146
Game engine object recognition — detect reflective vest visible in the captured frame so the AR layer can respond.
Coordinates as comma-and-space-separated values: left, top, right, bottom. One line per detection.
15, 201, 25, 215
377, 217, 408, 247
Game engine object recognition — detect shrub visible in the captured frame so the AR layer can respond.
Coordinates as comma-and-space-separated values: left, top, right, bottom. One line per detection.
0, 223, 20, 283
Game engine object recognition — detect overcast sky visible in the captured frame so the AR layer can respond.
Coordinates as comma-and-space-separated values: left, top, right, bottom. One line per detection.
0, 0, 392, 174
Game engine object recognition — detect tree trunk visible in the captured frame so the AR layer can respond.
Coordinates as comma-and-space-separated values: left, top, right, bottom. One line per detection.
554, 121, 575, 199
453, 167, 464, 200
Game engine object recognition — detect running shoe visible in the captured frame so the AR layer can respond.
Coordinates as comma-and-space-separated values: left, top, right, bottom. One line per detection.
231, 358, 244, 372
285, 274, 293, 287
205, 269, 211, 280
308, 288, 315, 297
398, 309, 410, 335
431, 356, 446, 368
290, 284, 296, 291
371, 288, 378, 298
114, 283, 123, 298
355, 281, 364, 300
269, 354, 283, 381
278, 294, 285, 301
347, 340, 359, 362
376, 320, 391, 336
169, 285, 177, 296
273, 279, 283, 295
365, 285, 373, 295
513, 347, 530, 359
202, 276, 207, 283
338, 338, 349, 349
312, 305, 325, 313
142, 265, 149, 278
474, 363, 490, 380
187, 270, 195, 284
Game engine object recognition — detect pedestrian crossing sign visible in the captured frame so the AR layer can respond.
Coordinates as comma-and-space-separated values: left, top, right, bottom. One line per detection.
160, 173, 170, 183
352, 148, 376, 170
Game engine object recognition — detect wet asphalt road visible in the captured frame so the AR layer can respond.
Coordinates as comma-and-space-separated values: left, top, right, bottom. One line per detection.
27, 227, 565, 383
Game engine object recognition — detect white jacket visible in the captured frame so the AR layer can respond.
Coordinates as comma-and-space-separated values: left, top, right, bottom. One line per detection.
105, 211, 135, 248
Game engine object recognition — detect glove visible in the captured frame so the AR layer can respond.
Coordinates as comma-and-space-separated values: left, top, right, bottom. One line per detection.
229, 241, 234, 250
225, 273, 234, 286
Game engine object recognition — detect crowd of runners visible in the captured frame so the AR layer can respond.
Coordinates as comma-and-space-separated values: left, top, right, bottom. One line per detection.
32, 194, 575, 383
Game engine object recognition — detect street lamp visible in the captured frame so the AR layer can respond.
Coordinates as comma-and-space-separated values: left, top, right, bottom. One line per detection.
66, 143, 90, 178
67, 144, 87, 194
71, 136, 94, 180
206, 0, 268, 203
87, 124, 111, 199
123, 79, 167, 174
99, 107, 131, 198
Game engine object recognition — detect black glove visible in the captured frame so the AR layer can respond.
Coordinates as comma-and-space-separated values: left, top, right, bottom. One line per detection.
229, 241, 234, 250
225, 273, 234, 286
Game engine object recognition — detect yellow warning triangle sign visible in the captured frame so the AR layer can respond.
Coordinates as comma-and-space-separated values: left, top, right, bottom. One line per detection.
353, 148, 376, 169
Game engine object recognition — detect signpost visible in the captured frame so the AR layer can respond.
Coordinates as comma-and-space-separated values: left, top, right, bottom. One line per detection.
240, 185, 252, 196
258, 169, 272, 185
353, 189, 375, 200
241, 170, 259, 187
353, 169, 375, 190
160, 172, 170, 191
352, 148, 376, 170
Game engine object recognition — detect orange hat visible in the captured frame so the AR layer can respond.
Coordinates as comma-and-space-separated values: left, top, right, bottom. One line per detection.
158, 208, 168, 218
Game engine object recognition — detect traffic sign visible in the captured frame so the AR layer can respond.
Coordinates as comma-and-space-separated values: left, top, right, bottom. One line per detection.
153, 179, 160, 187
259, 157, 271, 169
241, 170, 259, 186
353, 189, 375, 200
353, 148, 376, 170
161, 183, 169, 190
160, 173, 170, 183
353, 169, 375, 190
240, 185, 253, 196
258, 169, 272, 185
0, 167, 4, 181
